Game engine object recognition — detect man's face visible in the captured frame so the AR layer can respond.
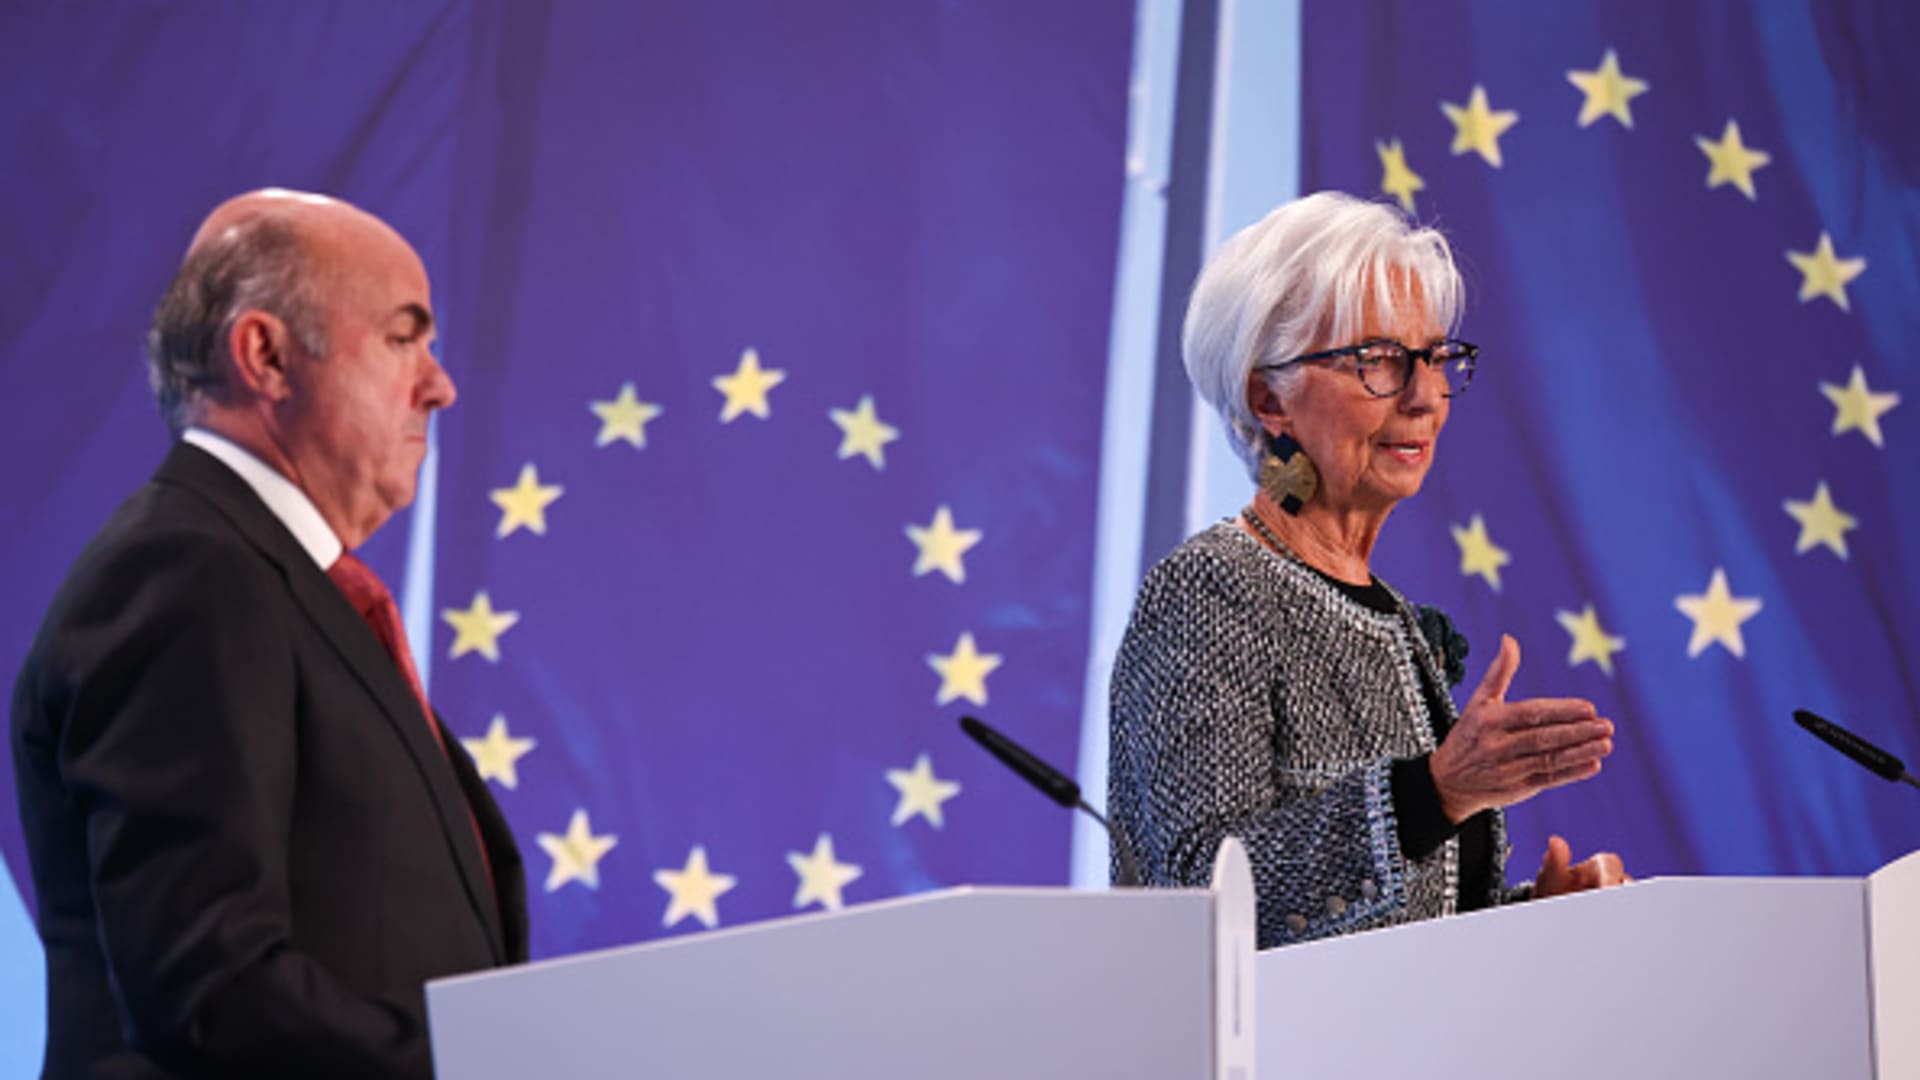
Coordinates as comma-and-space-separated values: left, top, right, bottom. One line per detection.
278, 218, 455, 544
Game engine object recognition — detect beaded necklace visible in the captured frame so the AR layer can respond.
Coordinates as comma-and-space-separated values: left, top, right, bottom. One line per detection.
1239, 505, 1313, 570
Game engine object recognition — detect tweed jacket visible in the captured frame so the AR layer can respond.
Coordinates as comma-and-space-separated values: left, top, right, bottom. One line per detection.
1109, 522, 1516, 948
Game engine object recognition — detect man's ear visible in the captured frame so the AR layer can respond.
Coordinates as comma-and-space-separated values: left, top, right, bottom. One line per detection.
1246, 370, 1288, 438
226, 310, 294, 402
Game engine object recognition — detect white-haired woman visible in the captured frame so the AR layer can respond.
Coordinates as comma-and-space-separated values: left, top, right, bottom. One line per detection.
1109, 192, 1627, 948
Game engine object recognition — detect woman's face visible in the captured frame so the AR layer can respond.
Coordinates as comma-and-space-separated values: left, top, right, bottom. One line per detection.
1256, 284, 1451, 516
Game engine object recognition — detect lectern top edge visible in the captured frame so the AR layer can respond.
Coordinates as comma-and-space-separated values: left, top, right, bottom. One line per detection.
429, 881, 1217, 991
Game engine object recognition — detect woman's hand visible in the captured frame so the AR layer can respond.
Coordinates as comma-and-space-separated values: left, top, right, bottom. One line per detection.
1429, 635, 1614, 823
1535, 834, 1632, 897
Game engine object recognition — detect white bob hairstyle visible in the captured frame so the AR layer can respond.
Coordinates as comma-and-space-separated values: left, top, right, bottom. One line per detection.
1181, 191, 1465, 481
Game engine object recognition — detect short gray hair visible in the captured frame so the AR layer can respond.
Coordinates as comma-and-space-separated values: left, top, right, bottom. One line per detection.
146, 217, 329, 432
1181, 191, 1464, 480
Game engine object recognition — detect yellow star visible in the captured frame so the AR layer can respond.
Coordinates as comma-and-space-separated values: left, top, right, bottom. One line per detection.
1440, 85, 1519, 167
786, 833, 863, 912
1450, 514, 1511, 591
1695, 119, 1770, 200
489, 463, 563, 538
461, 714, 536, 789
1566, 49, 1649, 129
905, 505, 983, 584
886, 753, 962, 828
927, 631, 1002, 707
1674, 568, 1763, 659
1819, 366, 1900, 448
590, 383, 663, 449
1784, 482, 1859, 559
653, 845, 737, 929
535, 809, 618, 892
1786, 232, 1868, 311
1555, 605, 1626, 676
442, 591, 519, 662
828, 394, 901, 470
713, 347, 785, 422
1376, 138, 1425, 212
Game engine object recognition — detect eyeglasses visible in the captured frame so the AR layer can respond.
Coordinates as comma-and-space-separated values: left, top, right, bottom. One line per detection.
1259, 338, 1479, 398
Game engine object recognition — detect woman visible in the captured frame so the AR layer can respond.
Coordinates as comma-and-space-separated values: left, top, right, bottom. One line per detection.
1109, 192, 1626, 948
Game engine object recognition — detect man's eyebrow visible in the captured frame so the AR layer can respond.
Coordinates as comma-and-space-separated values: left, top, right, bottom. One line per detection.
393, 303, 434, 335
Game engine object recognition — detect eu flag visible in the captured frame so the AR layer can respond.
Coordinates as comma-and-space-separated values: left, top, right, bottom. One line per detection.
1294, 0, 1919, 876
419, 2, 1133, 957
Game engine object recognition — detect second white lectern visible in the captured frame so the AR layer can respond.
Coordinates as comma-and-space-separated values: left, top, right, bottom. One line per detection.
1255, 850, 1919, 1079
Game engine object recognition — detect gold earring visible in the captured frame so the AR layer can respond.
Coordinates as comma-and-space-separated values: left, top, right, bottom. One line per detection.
1259, 431, 1318, 516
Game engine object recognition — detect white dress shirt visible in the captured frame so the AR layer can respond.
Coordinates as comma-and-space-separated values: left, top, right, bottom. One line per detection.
180, 427, 343, 569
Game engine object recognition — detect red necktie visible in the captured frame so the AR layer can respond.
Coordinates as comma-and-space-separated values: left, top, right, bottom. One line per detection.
328, 553, 443, 745
327, 552, 495, 889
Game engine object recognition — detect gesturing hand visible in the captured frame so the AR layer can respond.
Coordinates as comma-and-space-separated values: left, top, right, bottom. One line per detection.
1429, 635, 1614, 824
1535, 834, 1631, 897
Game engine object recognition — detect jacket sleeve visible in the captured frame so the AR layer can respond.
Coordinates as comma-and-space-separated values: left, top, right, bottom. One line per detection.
34, 532, 434, 1078
1108, 547, 1430, 948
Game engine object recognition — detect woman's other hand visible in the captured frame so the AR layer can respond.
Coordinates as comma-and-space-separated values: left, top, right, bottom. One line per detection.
1430, 634, 1614, 823
1534, 834, 1632, 897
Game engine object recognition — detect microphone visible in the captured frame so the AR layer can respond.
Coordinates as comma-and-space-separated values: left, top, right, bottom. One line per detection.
1793, 709, 1920, 792
958, 715, 1144, 887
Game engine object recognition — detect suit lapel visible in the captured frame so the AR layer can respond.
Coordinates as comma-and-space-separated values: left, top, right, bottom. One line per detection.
281, 559, 509, 961
156, 443, 509, 962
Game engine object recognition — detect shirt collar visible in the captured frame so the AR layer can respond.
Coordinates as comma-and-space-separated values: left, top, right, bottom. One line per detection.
181, 427, 344, 569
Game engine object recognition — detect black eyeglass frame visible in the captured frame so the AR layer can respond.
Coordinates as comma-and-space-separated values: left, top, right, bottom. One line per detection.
1257, 338, 1480, 399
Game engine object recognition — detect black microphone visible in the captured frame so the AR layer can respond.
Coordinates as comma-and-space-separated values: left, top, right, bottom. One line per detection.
1793, 709, 1920, 792
958, 715, 1144, 887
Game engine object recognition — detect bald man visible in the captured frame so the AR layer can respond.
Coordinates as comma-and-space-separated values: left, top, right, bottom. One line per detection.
11, 190, 527, 1079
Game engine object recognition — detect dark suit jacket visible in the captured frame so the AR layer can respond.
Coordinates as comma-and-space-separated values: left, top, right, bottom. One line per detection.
11, 442, 529, 1079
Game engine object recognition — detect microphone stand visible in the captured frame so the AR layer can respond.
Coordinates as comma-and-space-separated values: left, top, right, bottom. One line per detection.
959, 715, 1145, 887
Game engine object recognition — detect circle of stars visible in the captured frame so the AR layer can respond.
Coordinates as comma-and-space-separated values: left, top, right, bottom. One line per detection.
433, 336, 1013, 938
1370, 44, 1898, 680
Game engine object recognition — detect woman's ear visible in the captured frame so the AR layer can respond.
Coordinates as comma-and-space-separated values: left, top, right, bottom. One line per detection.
1246, 370, 1288, 437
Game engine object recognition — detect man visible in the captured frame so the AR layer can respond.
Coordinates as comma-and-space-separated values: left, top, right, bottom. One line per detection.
11, 189, 527, 1078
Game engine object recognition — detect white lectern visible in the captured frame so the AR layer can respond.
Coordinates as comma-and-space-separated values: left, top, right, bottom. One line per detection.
1256, 850, 1919, 1079
428, 840, 1257, 1079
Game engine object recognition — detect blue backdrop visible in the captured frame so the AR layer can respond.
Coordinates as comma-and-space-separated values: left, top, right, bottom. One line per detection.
1293, 0, 1920, 876
420, 1, 1128, 957
0, 0, 1130, 1059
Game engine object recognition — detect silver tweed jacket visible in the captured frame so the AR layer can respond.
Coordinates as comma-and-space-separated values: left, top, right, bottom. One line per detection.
1109, 522, 1518, 948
